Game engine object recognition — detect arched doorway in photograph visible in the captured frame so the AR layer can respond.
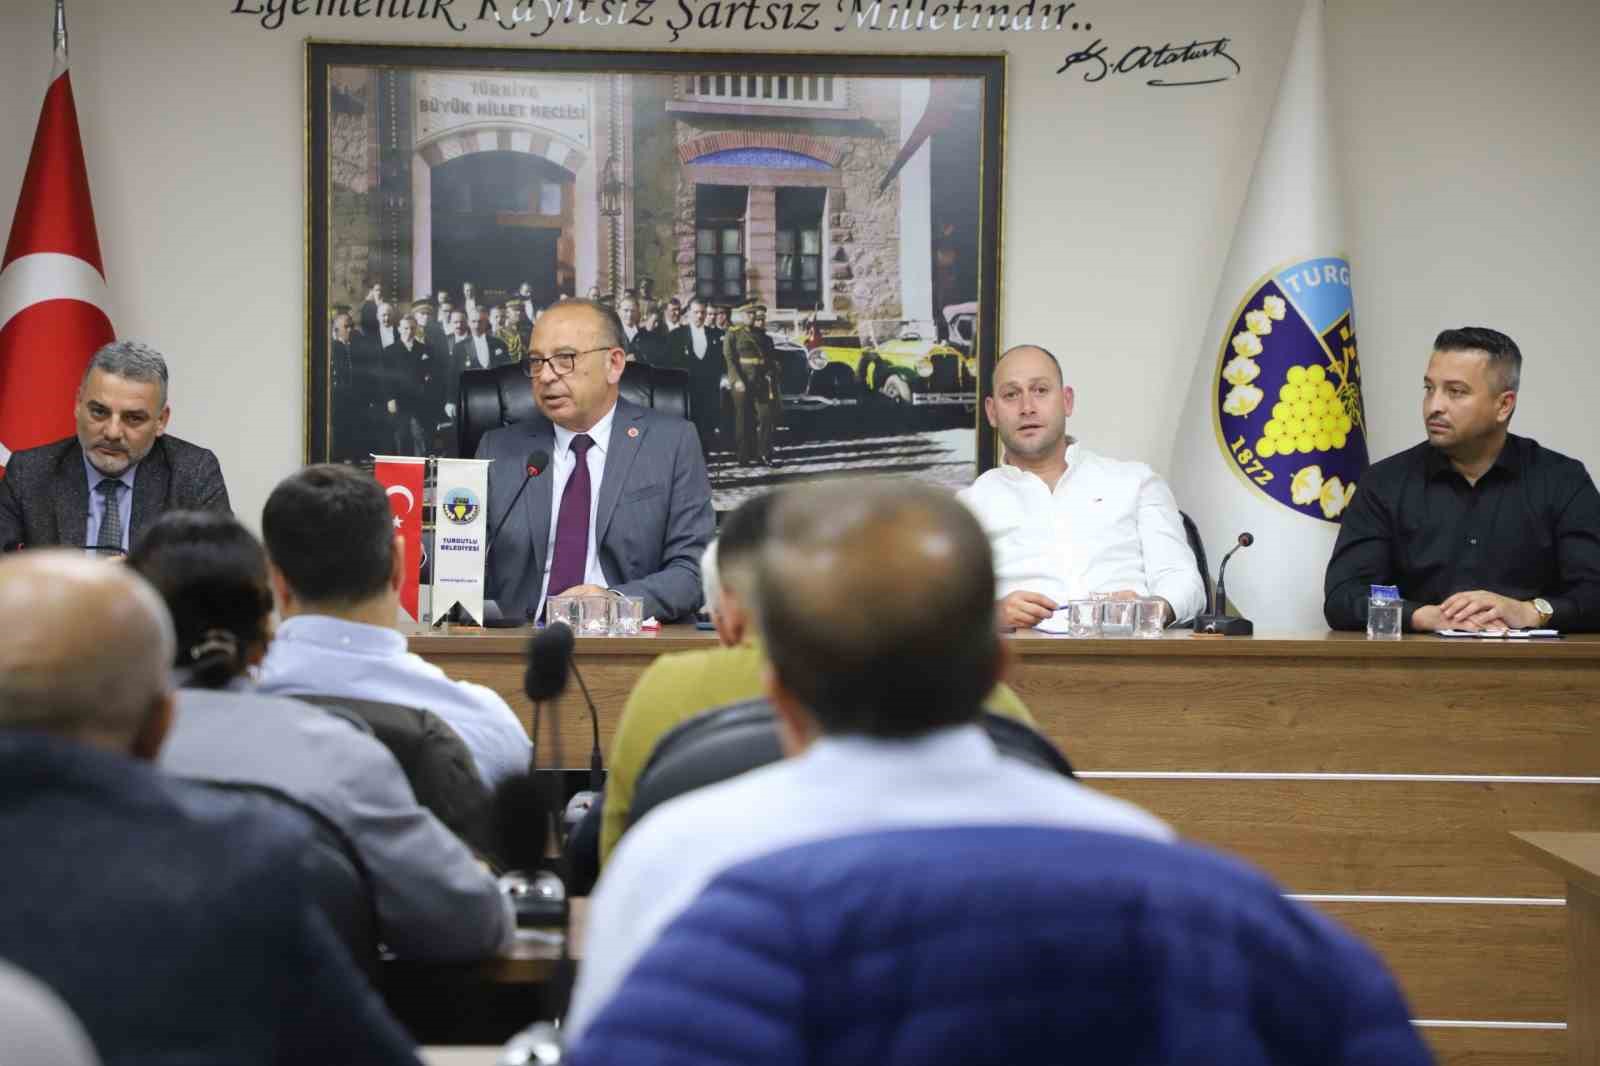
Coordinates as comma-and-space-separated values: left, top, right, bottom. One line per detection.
431, 150, 574, 306
411, 126, 596, 308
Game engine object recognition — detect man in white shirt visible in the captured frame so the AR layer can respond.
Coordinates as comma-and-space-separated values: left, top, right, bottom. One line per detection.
959, 345, 1205, 629
255, 464, 532, 787
667, 297, 726, 453
374, 301, 397, 350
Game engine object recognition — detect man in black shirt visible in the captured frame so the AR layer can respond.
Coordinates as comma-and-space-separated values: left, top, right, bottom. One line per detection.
1324, 327, 1600, 632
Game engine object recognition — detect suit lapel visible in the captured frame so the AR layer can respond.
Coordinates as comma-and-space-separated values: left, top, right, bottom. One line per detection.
595, 401, 645, 545
522, 422, 557, 582
128, 439, 171, 546
54, 441, 90, 549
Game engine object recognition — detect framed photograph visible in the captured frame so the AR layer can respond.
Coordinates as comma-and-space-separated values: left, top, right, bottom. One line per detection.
306, 42, 1004, 506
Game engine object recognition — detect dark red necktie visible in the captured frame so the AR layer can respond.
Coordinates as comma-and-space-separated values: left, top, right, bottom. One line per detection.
546, 434, 595, 603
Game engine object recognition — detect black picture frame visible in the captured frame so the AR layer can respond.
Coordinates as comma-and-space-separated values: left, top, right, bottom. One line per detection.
306, 42, 1004, 498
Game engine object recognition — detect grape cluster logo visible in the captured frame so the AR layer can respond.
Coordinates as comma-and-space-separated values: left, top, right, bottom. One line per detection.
1212, 256, 1368, 522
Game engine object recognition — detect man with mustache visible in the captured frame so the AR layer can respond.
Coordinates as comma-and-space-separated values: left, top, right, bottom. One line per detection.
475, 298, 713, 622
958, 344, 1205, 630
0, 341, 230, 552
1324, 327, 1600, 632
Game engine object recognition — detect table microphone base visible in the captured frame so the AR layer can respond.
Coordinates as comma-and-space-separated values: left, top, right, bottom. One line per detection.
1193, 614, 1255, 636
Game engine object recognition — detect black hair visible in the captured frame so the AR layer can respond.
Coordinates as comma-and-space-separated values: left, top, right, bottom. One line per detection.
261, 464, 394, 608
716, 490, 782, 594
1433, 327, 1522, 393
126, 511, 273, 689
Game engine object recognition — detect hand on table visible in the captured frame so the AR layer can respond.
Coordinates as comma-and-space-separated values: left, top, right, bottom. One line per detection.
999, 590, 1057, 630
1438, 590, 1541, 630
556, 584, 609, 599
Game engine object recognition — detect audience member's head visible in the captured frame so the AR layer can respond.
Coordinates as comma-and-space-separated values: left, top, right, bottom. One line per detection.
127, 511, 275, 690
0, 551, 175, 759
709, 490, 781, 647
261, 464, 401, 625
757, 479, 1000, 749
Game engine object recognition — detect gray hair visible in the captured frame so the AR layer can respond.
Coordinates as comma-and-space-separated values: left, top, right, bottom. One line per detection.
81, 341, 170, 407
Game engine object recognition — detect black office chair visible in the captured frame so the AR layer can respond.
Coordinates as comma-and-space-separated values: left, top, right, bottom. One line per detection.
189, 779, 380, 976
291, 694, 499, 866
457, 360, 692, 459
1179, 509, 1212, 623
627, 699, 1076, 833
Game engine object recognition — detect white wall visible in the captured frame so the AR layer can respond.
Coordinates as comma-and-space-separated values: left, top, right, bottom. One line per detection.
1, 0, 1596, 526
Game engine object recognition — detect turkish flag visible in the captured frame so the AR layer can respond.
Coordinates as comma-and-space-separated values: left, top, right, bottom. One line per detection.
0, 54, 114, 475
374, 457, 426, 622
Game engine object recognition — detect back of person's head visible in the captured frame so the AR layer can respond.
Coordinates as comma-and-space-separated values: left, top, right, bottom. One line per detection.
0, 551, 175, 756
709, 491, 782, 645
126, 511, 274, 690
261, 464, 394, 610
757, 479, 999, 738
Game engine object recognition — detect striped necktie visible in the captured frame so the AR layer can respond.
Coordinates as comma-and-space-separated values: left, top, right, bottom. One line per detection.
95, 479, 124, 553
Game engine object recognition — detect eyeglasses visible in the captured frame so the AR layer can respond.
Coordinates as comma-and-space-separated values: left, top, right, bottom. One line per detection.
523, 346, 613, 378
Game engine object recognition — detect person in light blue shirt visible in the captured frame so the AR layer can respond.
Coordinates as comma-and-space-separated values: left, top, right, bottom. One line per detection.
255, 464, 530, 787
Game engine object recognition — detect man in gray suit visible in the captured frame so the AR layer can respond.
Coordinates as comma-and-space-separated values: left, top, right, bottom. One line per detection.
476, 298, 714, 622
0, 341, 229, 552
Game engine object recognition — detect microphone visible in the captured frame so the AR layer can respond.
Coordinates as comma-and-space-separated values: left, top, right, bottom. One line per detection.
526, 623, 604, 794
1194, 531, 1255, 637
485, 449, 550, 557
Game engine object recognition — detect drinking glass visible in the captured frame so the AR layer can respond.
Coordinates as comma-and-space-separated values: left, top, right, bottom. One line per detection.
1134, 598, 1166, 638
545, 595, 581, 631
579, 595, 615, 637
1066, 599, 1101, 638
611, 596, 645, 636
1366, 598, 1402, 640
1100, 599, 1137, 638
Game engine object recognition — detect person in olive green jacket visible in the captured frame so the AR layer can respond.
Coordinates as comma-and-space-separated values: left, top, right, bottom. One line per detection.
600, 490, 1036, 864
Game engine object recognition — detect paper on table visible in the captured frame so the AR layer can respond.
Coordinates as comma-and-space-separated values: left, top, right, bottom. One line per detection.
1435, 628, 1559, 639
1034, 614, 1073, 636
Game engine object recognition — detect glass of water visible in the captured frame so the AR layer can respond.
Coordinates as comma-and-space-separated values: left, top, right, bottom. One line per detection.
1066, 599, 1100, 638
611, 595, 644, 636
1134, 597, 1166, 638
1101, 599, 1137, 638
578, 595, 615, 637
1366, 597, 1403, 640
545, 595, 581, 630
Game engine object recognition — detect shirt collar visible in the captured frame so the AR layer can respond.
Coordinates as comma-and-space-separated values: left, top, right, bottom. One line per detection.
1423, 433, 1522, 480
554, 398, 617, 459
274, 614, 407, 656
803, 722, 997, 773
997, 436, 1081, 487
81, 452, 137, 493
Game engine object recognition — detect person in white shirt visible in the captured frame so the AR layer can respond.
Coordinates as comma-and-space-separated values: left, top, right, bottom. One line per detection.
959, 345, 1205, 629
255, 464, 532, 786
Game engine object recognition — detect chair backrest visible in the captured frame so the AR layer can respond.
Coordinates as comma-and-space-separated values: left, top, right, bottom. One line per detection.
189, 779, 380, 974
291, 694, 499, 864
1180, 509, 1212, 617
627, 700, 1075, 831
457, 360, 692, 458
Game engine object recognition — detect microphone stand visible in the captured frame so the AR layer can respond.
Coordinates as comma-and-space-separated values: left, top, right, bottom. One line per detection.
1194, 534, 1255, 636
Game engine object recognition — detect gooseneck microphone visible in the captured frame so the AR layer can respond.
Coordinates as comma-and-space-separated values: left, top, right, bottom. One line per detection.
525, 622, 604, 793
485, 449, 550, 556
1194, 531, 1255, 636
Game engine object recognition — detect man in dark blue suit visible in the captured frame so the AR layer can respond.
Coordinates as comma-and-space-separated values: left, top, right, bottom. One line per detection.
476, 298, 714, 622
0, 551, 420, 1066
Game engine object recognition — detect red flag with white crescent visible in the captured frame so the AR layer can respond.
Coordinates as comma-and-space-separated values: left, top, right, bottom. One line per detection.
0, 8, 114, 474
373, 457, 426, 622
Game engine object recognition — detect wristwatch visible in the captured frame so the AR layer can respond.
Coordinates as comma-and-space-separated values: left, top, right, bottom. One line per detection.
1533, 597, 1554, 626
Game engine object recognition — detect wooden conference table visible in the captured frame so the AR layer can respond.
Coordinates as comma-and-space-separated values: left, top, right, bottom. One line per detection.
413, 627, 1600, 1066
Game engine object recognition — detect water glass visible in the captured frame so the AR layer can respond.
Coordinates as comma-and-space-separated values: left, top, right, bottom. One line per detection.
1134, 597, 1167, 638
1066, 599, 1100, 638
544, 595, 581, 630
1100, 599, 1137, 638
1366, 597, 1403, 641
612, 595, 645, 636
578, 595, 615, 637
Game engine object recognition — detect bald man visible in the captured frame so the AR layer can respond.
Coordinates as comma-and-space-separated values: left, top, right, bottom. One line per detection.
564, 481, 1429, 1066
0, 553, 420, 1066
958, 344, 1205, 629
476, 297, 714, 622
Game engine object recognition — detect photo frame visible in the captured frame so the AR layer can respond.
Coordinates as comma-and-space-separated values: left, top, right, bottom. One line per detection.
306, 42, 1004, 506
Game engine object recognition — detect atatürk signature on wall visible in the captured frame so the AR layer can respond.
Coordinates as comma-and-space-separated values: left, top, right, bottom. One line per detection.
1058, 36, 1241, 87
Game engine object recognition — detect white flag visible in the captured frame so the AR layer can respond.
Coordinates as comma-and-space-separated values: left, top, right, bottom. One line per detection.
432, 458, 493, 625
1169, 0, 1369, 632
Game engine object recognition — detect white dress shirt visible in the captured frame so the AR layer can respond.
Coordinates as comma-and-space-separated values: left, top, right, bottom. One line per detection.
566, 724, 1172, 1039
538, 400, 616, 617
958, 440, 1207, 623
379, 325, 396, 348
257, 614, 531, 786
472, 333, 491, 369
689, 326, 709, 359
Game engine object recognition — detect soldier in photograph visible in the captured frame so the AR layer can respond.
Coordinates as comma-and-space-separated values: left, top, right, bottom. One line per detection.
723, 302, 783, 466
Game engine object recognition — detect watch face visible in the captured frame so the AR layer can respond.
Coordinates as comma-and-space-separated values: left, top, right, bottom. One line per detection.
1535, 597, 1553, 617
